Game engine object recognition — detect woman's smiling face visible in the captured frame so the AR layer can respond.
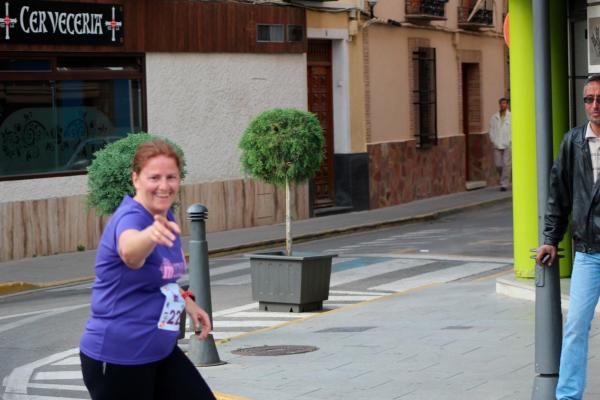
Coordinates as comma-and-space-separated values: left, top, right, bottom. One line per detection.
132, 155, 180, 216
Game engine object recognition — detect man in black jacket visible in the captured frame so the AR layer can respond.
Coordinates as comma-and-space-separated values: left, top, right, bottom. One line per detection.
537, 74, 600, 400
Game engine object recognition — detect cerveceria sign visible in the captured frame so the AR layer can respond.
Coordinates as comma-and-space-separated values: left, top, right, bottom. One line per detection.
0, 1, 123, 45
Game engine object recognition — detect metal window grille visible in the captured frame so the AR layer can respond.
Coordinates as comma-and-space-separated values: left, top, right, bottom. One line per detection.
412, 47, 437, 149
406, 0, 448, 17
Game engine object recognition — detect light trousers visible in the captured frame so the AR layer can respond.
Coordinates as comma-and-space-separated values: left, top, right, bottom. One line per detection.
493, 147, 512, 189
556, 252, 600, 400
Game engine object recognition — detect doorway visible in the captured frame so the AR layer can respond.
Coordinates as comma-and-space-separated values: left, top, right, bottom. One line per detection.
308, 39, 335, 209
461, 62, 481, 182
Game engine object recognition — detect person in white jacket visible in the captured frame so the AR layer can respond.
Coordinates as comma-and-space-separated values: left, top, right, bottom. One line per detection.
489, 98, 512, 191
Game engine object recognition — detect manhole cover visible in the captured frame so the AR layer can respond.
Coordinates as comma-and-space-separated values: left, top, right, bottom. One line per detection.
316, 326, 375, 333
231, 345, 318, 356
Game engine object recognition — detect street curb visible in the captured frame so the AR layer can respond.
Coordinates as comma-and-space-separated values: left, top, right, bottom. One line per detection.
0, 276, 95, 296
0, 195, 511, 296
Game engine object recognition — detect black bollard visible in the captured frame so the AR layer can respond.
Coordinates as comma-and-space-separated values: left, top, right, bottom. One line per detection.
186, 204, 225, 366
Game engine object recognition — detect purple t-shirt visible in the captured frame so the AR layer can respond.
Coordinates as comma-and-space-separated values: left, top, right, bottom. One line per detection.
80, 196, 186, 365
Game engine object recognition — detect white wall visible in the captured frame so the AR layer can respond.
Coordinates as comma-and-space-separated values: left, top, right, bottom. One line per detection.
146, 53, 308, 184
0, 53, 307, 203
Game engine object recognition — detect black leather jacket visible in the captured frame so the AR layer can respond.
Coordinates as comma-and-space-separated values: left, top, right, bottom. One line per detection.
544, 124, 600, 252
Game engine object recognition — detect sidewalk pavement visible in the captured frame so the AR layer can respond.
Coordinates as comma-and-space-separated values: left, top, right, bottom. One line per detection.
0, 186, 511, 294
201, 273, 600, 400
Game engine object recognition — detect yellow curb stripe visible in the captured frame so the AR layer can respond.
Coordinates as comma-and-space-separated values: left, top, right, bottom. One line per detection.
0, 282, 39, 295
471, 268, 514, 283
0, 276, 95, 295
214, 390, 252, 400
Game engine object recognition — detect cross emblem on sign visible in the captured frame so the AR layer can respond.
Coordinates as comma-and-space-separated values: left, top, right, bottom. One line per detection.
104, 6, 122, 42
0, 2, 17, 40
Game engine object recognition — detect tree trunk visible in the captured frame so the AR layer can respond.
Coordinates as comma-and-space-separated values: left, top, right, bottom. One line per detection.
285, 177, 292, 256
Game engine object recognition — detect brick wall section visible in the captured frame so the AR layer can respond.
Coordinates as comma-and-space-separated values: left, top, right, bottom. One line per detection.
368, 135, 498, 209
467, 132, 500, 183
363, 28, 372, 143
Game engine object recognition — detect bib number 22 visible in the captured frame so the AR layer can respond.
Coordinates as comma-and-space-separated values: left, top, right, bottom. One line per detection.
158, 283, 185, 331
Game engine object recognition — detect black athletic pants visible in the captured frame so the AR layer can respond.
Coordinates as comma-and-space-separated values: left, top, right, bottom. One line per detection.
80, 346, 216, 400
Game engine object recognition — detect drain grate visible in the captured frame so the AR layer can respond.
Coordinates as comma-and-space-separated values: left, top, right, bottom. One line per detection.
316, 326, 375, 333
231, 345, 318, 356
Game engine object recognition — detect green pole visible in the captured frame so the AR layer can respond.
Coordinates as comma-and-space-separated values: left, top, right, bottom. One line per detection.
550, 0, 573, 277
510, 0, 538, 278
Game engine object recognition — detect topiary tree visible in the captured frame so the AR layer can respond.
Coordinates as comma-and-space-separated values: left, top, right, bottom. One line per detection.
239, 108, 324, 256
87, 132, 187, 216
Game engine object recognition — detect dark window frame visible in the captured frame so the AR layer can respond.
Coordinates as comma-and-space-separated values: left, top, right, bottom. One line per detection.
256, 24, 285, 43
0, 53, 146, 181
412, 47, 437, 149
287, 24, 304, 42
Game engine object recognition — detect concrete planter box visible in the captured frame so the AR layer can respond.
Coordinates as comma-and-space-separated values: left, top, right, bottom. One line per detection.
249, 251, 335, 312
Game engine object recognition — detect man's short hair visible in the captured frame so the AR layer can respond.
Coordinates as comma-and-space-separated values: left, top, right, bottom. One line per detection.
583, 74, 600, 94
499, 97, 509, 104
586, 74, 600, 86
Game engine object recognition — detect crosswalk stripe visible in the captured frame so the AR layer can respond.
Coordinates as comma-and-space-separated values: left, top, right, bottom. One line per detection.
3, 347, 79, 395
212, 331, 247, 340
331, 258, 434, 287
327, 295, 379, 301
323, 303, 354, 309
185, 331, 248, 340
212, 275, 251, 285
28, 383, 87, 391
2, 393, 87, 400
213, 320, 283, 328
33, 371, 82, 381
184, 330, 249, 340
51, 357, 80, 366
369, 262, 507, 292
213, 303, 259, 317
178, 262, 250, 285
329, 290, 382, 296
225, 311, 313, 319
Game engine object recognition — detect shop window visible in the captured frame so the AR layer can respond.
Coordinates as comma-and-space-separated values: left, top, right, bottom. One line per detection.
257, 24, 284, 42
0, 56, 144, 179
412, 47, 437, 149
0, 59, 52, 72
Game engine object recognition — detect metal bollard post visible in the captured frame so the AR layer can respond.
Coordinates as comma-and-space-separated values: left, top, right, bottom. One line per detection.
186, 204, 225, 366
530, 248, 563, 399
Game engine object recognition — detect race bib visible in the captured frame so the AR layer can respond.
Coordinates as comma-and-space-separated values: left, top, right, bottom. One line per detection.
158, 283, 185, 331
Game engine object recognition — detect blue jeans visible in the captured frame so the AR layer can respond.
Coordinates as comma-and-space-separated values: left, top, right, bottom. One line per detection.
557, 252, 600, 400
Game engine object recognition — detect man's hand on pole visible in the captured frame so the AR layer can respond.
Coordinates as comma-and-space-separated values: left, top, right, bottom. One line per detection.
536, 244, 557, 266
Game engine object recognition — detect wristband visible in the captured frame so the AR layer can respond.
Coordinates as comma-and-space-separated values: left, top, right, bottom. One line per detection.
181, 290, 195, 301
